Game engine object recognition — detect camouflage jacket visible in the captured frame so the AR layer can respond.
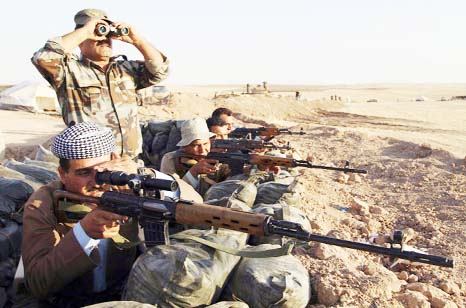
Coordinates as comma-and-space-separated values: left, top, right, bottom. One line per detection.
31, 38, 169, 158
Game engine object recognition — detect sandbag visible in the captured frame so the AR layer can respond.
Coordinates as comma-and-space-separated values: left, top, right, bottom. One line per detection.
34, 144, 59, 164
83, 301, 155, 308
204, 180, 257, 207
147, 120, 174, 135
0, 197, 16, 216
164, 123, 182, 153
3, 159, 58, 184
250, 203, 311, 246
254, 179, 302, 206
0, 258, 16, 287
222, 244, 310, 308
24, 158, 58, 172
0, 177, 34, 206
123, 228, 248, 307
0, 166, 42, 191
141, 120, 182, 169
151, 133, 169, 153
254, 182, 290, 205
204, 197, 251, 212
206, 301, 249, 308
0, 220, 22, 261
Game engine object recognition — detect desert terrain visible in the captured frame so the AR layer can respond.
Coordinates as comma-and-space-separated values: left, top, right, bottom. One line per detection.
0, 83, 465, 307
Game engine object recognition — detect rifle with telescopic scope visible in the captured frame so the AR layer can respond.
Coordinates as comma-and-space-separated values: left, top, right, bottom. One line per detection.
53, 171, 453, 268
229, 127, 305, 141
211, 138, 291, 153
176, 151, 368, 176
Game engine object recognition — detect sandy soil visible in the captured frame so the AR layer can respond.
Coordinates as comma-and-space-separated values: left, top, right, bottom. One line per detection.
1, 84, 465, 307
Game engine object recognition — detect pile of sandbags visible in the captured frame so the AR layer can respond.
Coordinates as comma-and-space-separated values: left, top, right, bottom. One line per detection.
123, 228, 249, 306
140, 120, 183, 168
0, 144, 58, 306
0, 177, 33, 307
222, 244, 310, 308
125, 174, 311, 308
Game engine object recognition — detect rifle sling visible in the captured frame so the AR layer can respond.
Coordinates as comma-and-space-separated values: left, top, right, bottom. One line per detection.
170, 232, 294, 258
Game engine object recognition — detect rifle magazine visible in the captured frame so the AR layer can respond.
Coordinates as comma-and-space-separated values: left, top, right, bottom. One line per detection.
143, 218, 170, 247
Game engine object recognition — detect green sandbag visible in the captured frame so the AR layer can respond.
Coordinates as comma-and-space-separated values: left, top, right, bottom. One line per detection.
206, 301, 249, 308
204, 180, 257, 207
254, 182, 290, 205
83, 301, 156, 308
123, 228, 248, 307
222, 244, 310, 308
250, 203, 311, 246
254, 179, 302, 206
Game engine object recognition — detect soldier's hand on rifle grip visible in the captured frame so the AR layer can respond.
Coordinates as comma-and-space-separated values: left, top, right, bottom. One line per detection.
80, 209, 128, 239
189, 159, 219, 177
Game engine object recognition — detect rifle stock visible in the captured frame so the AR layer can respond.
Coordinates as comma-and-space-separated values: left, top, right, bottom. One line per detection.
53, 189, 454, 267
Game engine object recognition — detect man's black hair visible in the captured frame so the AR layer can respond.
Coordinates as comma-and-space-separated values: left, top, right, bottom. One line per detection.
212, 107, 232, 118
59, 158, 71, 172
206, 117, 227, 129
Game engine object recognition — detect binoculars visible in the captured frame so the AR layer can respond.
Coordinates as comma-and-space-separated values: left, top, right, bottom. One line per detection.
95, 23, 129, 37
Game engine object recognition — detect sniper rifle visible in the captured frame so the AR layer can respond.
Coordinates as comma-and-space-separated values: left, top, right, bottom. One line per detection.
176, 151, 368, 176
53, 184, 454, 268
211, 138, 291, 153
229, 127, 305, 141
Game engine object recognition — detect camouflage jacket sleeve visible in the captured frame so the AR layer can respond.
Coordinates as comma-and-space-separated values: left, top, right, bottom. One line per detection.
31, 37, 70, 90
117, 55, 169, 90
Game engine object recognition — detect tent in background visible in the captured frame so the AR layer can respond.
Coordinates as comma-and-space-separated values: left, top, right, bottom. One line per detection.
0, 81, 60, 113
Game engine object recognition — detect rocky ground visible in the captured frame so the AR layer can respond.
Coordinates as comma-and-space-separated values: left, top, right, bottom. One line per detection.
139, 91, 465, 307
1, 86, 465, 307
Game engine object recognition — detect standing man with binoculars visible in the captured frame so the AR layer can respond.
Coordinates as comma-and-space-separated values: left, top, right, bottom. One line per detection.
32, 9, 169, 159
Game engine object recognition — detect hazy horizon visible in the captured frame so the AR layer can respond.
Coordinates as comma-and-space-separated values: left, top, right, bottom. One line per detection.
2, 0, 466, 85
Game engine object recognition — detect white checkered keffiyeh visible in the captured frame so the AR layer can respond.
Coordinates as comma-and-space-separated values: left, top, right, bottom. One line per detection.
51, 122, 116, 159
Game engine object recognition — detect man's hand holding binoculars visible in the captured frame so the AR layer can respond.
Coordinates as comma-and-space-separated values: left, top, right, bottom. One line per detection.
80, 18, 142, 46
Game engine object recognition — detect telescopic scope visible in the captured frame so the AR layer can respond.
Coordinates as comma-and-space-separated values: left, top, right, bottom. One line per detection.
95, 171, 178, 192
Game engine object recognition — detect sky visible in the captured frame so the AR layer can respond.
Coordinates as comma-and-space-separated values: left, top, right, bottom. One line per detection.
1, 0, 466, 85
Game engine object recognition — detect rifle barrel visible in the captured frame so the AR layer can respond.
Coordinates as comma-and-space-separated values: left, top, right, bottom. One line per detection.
295, 160, 368, 174
268, 219, 453, 268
